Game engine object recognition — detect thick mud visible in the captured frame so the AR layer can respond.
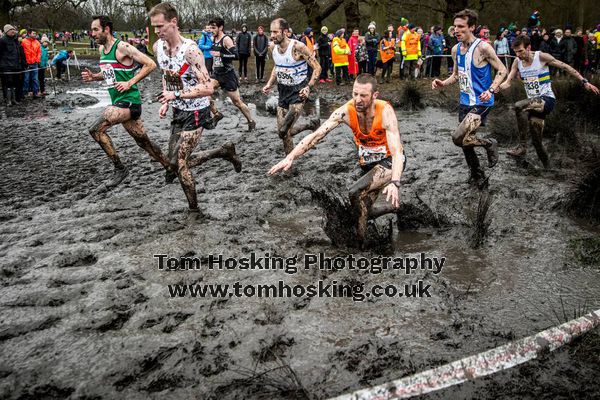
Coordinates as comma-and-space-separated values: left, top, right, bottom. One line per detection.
1, 73, 599, 399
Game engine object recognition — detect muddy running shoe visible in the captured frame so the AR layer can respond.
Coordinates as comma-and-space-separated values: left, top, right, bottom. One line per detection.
222, 141, 242, 173
506, 146, 526, 157
164, 167, 177, 184
309, 117, 321, 131
485, 139, 498, 167
212, 111, 224, 127
248, 120, 256, 132
107, 166, 129, 187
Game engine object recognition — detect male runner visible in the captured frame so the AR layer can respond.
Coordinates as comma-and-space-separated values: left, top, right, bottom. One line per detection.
269, 74, 405, 243
208, 17, 256, 131
262, 18, 321, 154
432, 9, 505, 186
83, 15, 171, 188
499, 35, 599, 168
151, 3, 241, 212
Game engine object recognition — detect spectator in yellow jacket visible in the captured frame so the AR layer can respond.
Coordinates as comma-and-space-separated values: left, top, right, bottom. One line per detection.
401, 23, 422, 79
331, 29, 350, 85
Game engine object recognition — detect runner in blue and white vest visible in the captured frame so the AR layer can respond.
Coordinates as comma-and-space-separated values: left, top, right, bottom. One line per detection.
432, 9, 507, 187
261, 18, 321, 155
150, 2, 241, 214
500, 35, 599, 168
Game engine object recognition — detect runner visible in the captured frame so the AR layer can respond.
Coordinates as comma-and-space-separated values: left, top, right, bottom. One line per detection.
82, 15, 171, 188
432, 9, 505, 187
268, 74, 405, 243
261, 18, 321, 154
151, 3, 241, 213
208, 17, 256, 131
499, 35, 599, 167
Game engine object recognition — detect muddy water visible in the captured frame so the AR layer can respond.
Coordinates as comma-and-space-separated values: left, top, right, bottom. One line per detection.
0, 78, 599, 399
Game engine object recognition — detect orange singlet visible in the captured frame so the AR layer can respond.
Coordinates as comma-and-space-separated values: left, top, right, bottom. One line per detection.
346, 99, 391, 166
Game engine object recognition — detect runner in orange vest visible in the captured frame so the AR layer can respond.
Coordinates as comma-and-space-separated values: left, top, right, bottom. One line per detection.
269, 73, 406, 244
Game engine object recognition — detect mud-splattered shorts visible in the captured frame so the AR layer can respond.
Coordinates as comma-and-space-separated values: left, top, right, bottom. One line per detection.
459, 104, 491, 126
277, 79, 308, 109
528, 96, 555, 119
171, 107, 214, 134
114, 101, 142, 120
359, 152, 407, 175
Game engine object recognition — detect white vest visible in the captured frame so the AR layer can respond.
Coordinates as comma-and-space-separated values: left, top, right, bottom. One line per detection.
517, 51, 555, 99
156, 38, 210, 111
272, 39, 308, 86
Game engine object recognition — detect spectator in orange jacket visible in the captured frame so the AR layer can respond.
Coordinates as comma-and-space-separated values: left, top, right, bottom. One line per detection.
21, 29, 41, 97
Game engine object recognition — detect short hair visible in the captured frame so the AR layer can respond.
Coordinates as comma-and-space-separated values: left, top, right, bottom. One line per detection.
512, 35, 531, 49
273, 18, 289, 32
209, 17, 225, 29
454, 9, 478, 27
149, 2, 178, 21
27, 28, 35, 34
355, 73, 378, 92
92, 15, 113, 33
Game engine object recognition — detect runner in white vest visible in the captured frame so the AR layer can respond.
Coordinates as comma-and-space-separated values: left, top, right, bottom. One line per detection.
150, 3, 241, 215
262, 18, 321, 154
500, 35, 599, 168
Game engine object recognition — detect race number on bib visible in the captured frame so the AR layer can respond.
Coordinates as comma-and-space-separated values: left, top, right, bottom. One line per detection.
458, 71, 470, 92
100, 64, 116, 87
213, 56, 224, 68
524, 76, 541, 98
358, 144, 387, 166
276, 69, 295, 85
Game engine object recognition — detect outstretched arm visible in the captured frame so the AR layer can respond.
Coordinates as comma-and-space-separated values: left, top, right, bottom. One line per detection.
498, 58, 520, 91
268, 105, 346, 175
114, 41, 157, 92
541, 52, 600, 94
381, 104, 404, 207
432, 45, 458, 89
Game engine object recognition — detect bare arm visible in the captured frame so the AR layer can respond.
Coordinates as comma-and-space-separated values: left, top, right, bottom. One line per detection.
180, 45, 213, 99
262, 47, 278, 94
293, 41, 321, 88
541, 52, 600, 94
381, 104, 404, 207
268, 105, 346, 175
480, 42, 507, 91
118, 41, 156, 85
498, 58, 519, 91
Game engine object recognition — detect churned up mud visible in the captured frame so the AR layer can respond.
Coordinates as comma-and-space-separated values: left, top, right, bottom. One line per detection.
1, 71, 599, 399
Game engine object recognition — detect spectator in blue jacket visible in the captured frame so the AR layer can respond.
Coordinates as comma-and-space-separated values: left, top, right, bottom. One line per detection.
197, 24, 213, 74
428, 26, 445, 77
51, 49, 72, 80
39, 35, 49, 95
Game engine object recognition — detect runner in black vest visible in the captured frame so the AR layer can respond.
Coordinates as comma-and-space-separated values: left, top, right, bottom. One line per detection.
209, 17, 256, 131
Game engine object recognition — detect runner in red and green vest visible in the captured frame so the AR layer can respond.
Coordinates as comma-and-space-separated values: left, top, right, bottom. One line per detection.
82, 15, 171, 189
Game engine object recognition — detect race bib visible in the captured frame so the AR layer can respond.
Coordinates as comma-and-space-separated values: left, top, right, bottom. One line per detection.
458, 70, 470, 92
213, 56, 223, 68
100, 64, 116, 87
162, 69, 183, 91
524, 76, 541, 98
358, 144, 387, 166
276, 68, 295, 85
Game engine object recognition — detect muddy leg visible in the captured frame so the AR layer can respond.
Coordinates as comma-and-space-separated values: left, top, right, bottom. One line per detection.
452, 113, 488, 180
276, 106, 301, 154
122, 118, 170, 169
227, 89, 255, 129
210, 98, 224, 126
188, 141, 242, 172
530, 116, 549, 168
176, 128, 203, 210
88, 106, 131, 170
349, 165, 394, 243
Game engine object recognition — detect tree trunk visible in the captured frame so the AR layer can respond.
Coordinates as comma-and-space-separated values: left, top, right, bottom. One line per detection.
300, 0, 346, 32
444, 0, 469, 27
344, 0, 360, 30
0, 0, 11, 27
145, 0, 161, 55
369, 0, 388, 34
